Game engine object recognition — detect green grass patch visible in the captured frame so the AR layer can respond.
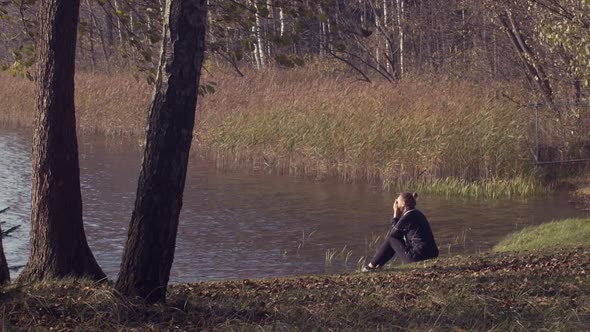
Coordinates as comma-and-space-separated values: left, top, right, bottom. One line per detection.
385, 176, 551, 199
494, 218, 590, 252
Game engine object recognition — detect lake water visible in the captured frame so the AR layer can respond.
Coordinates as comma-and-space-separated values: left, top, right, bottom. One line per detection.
0, 126, 586, 283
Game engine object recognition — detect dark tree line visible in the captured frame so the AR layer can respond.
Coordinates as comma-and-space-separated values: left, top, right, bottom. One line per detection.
2, 0, 588, 102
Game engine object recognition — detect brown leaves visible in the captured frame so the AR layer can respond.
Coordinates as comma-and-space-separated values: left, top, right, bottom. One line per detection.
3, 247, 590, 330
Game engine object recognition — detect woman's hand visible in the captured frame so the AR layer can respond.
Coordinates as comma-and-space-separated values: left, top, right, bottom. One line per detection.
393, 200, 399, 219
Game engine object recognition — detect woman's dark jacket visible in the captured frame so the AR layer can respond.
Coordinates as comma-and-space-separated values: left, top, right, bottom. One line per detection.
391, 209, 439, 261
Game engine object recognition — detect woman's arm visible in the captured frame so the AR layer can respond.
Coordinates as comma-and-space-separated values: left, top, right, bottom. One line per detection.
390, 215, 410, 239
390, 200, 401, 227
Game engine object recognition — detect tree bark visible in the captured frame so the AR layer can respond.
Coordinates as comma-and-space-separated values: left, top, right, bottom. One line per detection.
113, 0, 124, 44
19, 0, 105, 282
499, 10, 554, 107
0, 224, 9, 285
383, 0, 391, 74
396, 0, 404, 79
86, 0, 110, 63
105, 7, 115, 50
253, 0, 265, 68
279, 6, 285, 37
115, 0, 207, 303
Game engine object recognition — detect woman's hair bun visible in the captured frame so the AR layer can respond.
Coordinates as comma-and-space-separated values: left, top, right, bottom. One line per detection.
412, 192, 418, 199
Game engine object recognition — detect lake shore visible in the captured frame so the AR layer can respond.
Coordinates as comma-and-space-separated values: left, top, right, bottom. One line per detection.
1, 245, 588, 330
2, 70, 583, 198
562, 177, 590, 211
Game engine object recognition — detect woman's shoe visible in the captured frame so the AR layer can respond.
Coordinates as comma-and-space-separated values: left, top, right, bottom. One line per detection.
361, 264, 380, 272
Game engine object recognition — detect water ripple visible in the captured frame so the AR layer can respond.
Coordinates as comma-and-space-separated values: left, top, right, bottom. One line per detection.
0, 126, 586, 282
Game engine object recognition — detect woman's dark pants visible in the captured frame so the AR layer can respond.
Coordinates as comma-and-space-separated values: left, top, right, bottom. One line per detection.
370, 236, 416, 267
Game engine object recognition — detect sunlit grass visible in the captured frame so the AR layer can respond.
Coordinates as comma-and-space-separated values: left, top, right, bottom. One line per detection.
397, 176, 553, 199
200, 73, 548, 198
493, 218, 590, 252
0, 68, 576, 198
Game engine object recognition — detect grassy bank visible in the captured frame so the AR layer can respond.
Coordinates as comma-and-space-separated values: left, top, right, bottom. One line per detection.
0, 69, 572, 197
1, 247, 589, 330
494, 218, 590, 252
560, 177, 590, 211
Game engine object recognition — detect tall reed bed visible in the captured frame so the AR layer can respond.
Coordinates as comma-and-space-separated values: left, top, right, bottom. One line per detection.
0, 69, 550, 197
199, 69, 547, 197
0, 72, 151, 136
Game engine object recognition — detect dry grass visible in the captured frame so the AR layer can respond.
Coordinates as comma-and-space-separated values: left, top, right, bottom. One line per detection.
0, 72, 151, 136
0, 67, 575, 197
198, 68, 550, 197
1, 247, 589, 330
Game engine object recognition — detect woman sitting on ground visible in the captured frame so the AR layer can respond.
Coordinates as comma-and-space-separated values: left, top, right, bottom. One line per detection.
364, 192, 439, 271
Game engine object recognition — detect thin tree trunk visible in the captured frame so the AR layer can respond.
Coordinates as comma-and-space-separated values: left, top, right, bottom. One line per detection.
87, 0, 110, 64
252, 25, 261, 68
86, 13, 98, 70
492, 28, 498, 78
396, 0, 404, 79
105, 7, 115, 50
499, 10, 554, 107
0, 224, 9, 285
383, 0, 391, 74
115, 0, 207, 303
279, 7, 285, 37
266, 0, 273, 59
19, 0, 105, 282
207, 0, 215, 46
129, 4, 134, 35
320, 20, 326, 56
374, 1, 379, 64
113, 0, 124, 46
574, 79, 582, 104
253, 0, 265, 67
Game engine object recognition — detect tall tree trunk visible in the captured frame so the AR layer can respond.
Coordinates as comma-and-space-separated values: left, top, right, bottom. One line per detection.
320, 20, 326, 56
266, 0, 273, 59
253, 0, 265, 67
115, 0, 207, 303
87, 0, 110, 63
113, 0, 124, 47
0, 224, 9, 285
574, 79, 582, 104
86, 15, 98, 70
396, 0, 404, 79
383, 0, 391, 74
279, 6, 285, 37
252, 25, 261, 68
19, 0, 105, 282
105, 7, 115, 51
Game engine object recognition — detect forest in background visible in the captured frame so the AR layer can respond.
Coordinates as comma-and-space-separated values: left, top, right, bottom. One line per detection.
1, 0, 589, 101
1, 0, 589, 196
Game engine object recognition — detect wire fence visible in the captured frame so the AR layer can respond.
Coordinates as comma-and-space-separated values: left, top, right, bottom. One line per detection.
527, 102, 590, 165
